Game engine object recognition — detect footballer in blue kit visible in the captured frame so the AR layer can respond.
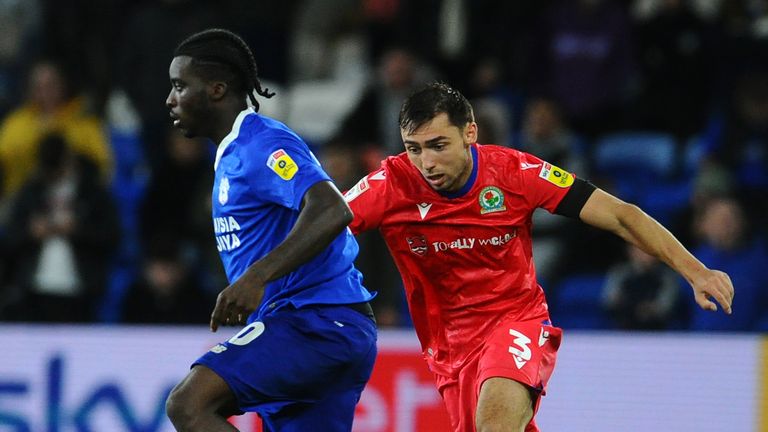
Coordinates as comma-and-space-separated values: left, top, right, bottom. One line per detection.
164, 29, 377, 432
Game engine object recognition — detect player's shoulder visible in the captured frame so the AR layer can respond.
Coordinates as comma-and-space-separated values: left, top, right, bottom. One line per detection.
477, 144, 527, 165
480, 144, 553, 174
377, 152, 423, 186
234, 114, 314, 173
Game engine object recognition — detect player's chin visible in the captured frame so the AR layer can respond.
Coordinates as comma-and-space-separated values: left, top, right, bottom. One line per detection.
176, 125, 196, 138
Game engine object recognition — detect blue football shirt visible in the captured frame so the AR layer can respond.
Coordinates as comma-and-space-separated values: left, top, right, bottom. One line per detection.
211, 108, 374, 318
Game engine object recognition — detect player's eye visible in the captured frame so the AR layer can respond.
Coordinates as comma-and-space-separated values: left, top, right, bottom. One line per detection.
406, 147, 421, 154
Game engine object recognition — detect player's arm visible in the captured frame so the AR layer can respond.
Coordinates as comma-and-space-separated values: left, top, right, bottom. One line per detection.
579, 188, 734, 314
210, 180, 351, 331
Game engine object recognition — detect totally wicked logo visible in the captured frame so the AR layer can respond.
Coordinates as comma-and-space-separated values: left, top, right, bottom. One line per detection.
479, 186, 506, 214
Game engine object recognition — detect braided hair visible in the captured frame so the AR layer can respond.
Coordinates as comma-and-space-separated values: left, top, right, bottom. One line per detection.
174, 28, 275, 111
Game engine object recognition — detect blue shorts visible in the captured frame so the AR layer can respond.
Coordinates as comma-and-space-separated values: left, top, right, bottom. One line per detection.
194, 304, 377, 431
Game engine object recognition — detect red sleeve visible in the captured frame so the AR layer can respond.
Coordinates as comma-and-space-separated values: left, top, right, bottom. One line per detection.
518, 152, 577, 213
343, 168, 389, 234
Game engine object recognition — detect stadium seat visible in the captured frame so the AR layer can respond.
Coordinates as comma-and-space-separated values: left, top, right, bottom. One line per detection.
593, 132, 678, 179
636, 179, 692, 226
551, 273, 608, 330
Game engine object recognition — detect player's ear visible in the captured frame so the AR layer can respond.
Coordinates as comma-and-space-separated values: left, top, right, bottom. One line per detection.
464, 122, 478, 144
208, 81, 228, 101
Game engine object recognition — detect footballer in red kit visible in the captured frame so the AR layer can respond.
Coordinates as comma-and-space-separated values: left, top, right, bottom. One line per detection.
347, 142, 572, 431
346, 82, 735, 432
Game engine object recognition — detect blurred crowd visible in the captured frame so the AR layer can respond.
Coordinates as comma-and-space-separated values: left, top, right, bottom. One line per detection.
0, 0, 765, 331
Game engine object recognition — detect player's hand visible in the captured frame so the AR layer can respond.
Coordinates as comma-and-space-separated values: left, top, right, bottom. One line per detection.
210, 274, 265, 332
691, 269, 734, 314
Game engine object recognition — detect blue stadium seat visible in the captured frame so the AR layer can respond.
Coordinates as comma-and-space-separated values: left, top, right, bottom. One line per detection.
551, 274, 608, 330
593, 132, 678, 179
636, 179, 692, 226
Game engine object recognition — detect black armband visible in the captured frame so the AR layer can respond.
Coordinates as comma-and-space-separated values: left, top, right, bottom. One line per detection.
554, 178, 597, 219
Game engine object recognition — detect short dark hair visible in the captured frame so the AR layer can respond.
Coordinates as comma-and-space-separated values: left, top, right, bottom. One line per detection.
399, 82, 474, 134
174, 28, 274, 111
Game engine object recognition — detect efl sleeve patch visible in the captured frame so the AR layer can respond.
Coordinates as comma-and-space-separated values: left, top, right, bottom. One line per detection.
267, 149, 298, 180
538, 162, 574, 188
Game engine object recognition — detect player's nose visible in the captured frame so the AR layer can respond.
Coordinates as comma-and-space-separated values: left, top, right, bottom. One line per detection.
165, 90, 176, 108
420, 153, 437, 171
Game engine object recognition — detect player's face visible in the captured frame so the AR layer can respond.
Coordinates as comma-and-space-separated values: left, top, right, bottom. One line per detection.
402, 113, 477, 192
166, 56, 212, 138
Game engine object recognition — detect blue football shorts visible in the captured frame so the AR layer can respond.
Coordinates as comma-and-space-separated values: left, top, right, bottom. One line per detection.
193, 303, 377, 431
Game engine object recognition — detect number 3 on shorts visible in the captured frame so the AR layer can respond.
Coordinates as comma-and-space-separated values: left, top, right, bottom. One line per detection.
228, 322, 266, 346
508, 329, 532, 368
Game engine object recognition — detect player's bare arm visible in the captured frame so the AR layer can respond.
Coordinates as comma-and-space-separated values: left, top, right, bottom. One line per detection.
578, 188, 734, 315
209, 180, 353, 331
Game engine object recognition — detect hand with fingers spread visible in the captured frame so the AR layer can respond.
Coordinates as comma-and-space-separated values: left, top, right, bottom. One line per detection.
210, 269, 266, 332
691, 269, 734, 315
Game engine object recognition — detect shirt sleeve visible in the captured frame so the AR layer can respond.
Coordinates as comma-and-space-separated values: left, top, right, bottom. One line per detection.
248, 137, 330, 210
344, 168, 388, 234
520, 152, 584, 214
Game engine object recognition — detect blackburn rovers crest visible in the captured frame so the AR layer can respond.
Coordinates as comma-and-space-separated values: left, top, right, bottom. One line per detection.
219, 177, 230, 205
479, 186, 506, 214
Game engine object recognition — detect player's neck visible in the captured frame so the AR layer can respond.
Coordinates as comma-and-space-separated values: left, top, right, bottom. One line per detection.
451, 145, 475, 191
210, 101, 249, 144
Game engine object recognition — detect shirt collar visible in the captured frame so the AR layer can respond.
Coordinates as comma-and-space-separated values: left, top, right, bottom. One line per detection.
439, 144, 478, 199
214, 107, 256, 171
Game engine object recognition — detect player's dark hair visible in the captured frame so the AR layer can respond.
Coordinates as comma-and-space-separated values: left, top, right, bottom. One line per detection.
399, 82, 474, 134
174, 28, 274, 111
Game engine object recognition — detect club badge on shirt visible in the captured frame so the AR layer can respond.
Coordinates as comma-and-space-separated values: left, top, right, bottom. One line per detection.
479, 186, 507, 214
219, 176, 230, 205
267, 149, 298, 180
538, 162, 574, 188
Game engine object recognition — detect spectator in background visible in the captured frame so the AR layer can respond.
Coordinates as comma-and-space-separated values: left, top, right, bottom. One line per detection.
602, 244, 680, 330
670, 163, 735, 248
138, 127, 223, 291
517, 97, 588, 174
690, 195, 768, 331
467, 58, 514, 147
117, 0, 226, 169
531, 0, 636, 137
517, 97, 590, 285
705, 72, 768, 221
0, 60, 112, 198
334, 47, 433, 162
122, 237, 212, 324
3, 134, 119, 322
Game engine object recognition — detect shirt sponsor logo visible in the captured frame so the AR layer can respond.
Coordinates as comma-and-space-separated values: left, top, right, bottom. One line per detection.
538, 162, 574, 188
431, 230, 517, 253
407, 235, 428, 256
218, 176, 230, 205
267, 149, 298, 180
479, 186, 507, 214
214, 216, 242, 252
